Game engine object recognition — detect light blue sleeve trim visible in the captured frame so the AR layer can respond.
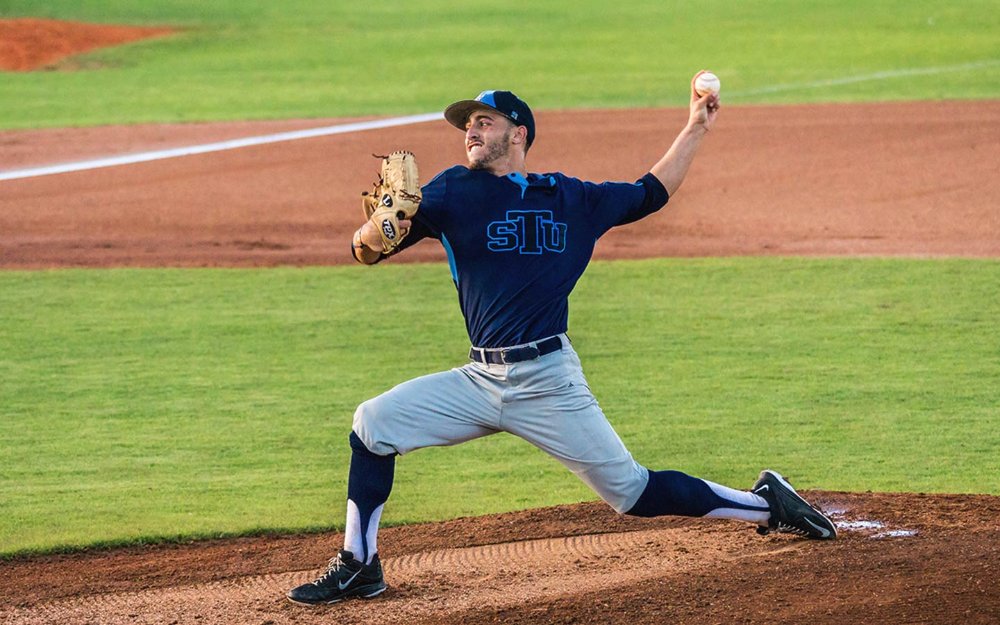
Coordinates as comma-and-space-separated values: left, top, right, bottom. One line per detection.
440, 233, 459, 285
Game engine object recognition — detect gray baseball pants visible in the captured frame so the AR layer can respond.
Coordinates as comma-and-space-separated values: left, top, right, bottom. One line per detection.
352, 334, 649, 513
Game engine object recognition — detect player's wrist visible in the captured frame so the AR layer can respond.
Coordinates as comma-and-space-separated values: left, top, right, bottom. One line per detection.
356, 224, 380, 252
353, 226, 385, 264
352, 228, 366, 249
684, 120, 710, 136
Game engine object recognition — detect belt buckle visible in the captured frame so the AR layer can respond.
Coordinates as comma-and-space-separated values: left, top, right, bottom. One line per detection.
499, 348, 511, 364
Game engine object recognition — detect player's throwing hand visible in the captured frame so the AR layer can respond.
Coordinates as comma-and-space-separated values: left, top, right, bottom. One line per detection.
690, 70, 721, 130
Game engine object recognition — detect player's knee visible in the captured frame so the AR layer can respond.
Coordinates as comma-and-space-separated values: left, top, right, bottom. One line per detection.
585, 482, 638, 514
352, 399, 373, 431
351, 400, 378, 446
580, 462, 649, 515
352, 398, 398, 456
603, 492, 637, 515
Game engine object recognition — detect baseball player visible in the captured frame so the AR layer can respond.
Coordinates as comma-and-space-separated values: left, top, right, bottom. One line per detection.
287, 73, 837, 606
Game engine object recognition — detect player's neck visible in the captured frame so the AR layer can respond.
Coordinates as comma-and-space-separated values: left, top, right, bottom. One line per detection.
483, 153, 527, 178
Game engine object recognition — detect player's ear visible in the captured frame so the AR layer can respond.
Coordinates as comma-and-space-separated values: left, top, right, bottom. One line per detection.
511, 125, 528, 146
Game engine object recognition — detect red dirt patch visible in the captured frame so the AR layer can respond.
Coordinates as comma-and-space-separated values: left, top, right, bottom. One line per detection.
0, 18, 172, 71
1, 492, 998, 624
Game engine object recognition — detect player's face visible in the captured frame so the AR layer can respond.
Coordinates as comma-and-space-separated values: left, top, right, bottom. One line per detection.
465, 112, 514, 170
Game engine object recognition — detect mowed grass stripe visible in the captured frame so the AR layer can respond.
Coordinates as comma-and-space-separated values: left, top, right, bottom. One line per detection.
1, 258, 998, 555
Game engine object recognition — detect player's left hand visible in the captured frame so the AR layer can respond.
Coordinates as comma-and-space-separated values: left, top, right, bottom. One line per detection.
361, 151, 422, 253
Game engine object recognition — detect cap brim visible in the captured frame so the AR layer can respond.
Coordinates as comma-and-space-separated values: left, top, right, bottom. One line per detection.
444, 100, 510, 131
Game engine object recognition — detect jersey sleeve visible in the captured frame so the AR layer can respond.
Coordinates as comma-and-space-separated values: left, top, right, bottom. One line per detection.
584, 173, 670, 236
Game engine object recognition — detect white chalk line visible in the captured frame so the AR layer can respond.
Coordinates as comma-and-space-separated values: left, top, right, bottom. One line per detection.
0, 112, 443, 182
2, 58, 996, 182
730, 58, 1000, 97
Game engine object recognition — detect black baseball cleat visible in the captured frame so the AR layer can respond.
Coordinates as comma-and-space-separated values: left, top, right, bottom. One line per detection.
286, 550, 387, 605
752, 470, 837, 540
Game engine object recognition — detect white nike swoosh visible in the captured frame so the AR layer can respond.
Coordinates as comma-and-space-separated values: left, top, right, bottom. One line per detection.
755, 484, 770, 494
337, 569, 362, 590
805, 517, 832, 538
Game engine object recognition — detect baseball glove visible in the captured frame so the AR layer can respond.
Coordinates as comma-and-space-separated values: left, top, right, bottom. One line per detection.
362, 151, 422, 253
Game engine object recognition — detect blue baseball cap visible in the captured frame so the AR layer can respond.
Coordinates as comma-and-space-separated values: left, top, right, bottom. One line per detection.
444, 90, 535, 148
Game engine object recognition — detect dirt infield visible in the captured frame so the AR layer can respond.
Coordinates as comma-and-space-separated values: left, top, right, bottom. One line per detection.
1, 492, 998, 624
2, 100, 999, 268
2, 99, 1000, 623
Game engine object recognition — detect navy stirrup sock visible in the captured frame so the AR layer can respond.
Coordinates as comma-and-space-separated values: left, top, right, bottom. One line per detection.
625, 470, 767, 518
347, 431, 396, 562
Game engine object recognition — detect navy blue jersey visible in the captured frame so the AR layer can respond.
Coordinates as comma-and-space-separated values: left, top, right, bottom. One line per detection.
390, 166, 668, 348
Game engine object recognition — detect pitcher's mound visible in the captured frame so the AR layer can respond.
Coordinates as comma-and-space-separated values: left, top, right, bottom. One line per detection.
1, 491, 997, 625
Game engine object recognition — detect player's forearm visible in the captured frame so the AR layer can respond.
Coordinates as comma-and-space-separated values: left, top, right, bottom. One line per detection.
649, 122, 709, 197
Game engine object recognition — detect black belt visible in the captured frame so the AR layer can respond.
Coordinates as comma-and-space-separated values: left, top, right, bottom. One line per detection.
469, 335, 563, 365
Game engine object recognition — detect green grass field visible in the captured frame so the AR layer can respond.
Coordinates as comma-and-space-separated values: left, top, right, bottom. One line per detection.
1, 0, 998, 557
2, 259, 998, 555
1, 0, 998, 128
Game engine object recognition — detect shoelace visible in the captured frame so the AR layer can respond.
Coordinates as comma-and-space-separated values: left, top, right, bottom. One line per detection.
776, 521, 811, 536
313, 554, 347, 585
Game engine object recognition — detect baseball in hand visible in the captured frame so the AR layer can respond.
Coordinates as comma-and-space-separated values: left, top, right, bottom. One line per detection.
694, 71, 721, 97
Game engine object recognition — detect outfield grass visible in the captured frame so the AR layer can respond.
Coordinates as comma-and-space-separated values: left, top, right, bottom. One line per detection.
1, 0, 998, 559
1, 0, 998, 129
1, 258, 998, 556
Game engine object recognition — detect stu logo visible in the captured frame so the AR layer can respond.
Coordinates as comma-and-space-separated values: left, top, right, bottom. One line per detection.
487, 210, 567, 254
